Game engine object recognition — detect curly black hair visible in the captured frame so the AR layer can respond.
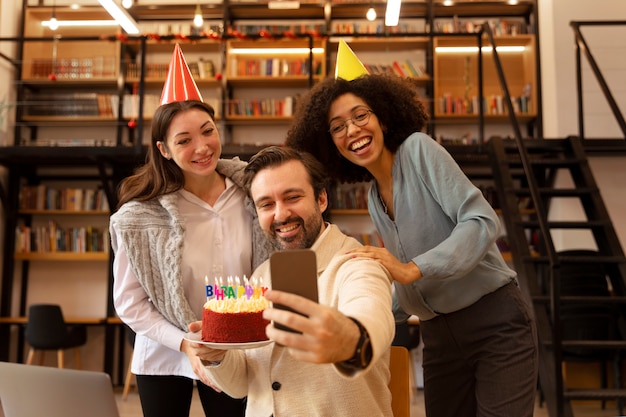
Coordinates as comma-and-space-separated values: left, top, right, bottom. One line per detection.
285, 73, 429, 183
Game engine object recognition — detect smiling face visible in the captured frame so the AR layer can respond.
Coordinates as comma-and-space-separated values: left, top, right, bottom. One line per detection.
328, 93, 386, 171
250, 159, 327, 250
156, 107, 221, 186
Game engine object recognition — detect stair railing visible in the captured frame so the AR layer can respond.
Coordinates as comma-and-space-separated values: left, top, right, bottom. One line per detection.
571, 20, 626, 140
481, 21, 565, 416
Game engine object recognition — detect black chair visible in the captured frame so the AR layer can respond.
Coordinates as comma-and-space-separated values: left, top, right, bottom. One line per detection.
25, 304, 87, 369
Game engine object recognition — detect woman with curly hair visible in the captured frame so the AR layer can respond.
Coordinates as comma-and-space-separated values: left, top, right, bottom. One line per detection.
285, 73, 538, 417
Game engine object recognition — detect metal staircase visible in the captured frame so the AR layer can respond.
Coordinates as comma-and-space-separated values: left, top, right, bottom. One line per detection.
489, 136, 626, 417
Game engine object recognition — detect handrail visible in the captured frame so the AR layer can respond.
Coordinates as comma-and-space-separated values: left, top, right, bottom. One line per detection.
570, 20, 626, 140
482, 20, 564, 415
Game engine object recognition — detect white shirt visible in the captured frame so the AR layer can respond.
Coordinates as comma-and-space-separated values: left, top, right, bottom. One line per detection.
112, 179, 252, 378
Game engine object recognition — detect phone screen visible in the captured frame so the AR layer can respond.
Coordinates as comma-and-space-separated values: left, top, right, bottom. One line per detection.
269, 249, 319, 333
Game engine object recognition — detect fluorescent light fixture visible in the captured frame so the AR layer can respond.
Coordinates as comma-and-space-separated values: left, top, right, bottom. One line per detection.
435, 46, 527, 53
98, 0, 140, 34
268, 1, 300, 9
42, 20, 119, 28
229, 48, 324, 55
385, 0, 401, 27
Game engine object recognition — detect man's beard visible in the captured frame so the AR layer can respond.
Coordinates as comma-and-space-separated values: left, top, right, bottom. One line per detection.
270, 213, 323, 250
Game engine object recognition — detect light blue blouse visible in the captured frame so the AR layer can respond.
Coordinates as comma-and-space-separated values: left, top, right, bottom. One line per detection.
369, 132, 517, 321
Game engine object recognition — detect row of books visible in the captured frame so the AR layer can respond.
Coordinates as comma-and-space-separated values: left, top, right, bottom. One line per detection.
436, 94, 532, 115
331, 182, 370, 210
226, 97, 296, 117
29, 57, 117, 79
19, 185, 109, 212
331, 21, 423, 34
125, 59, 217, 80
230, 58, 323, 77
23, 93, 120, 118
138, 22, 222, 37
229, 24, 326, 36
15, 223, 109, 254
434, 17, 532, 36
364, 60, 426, 78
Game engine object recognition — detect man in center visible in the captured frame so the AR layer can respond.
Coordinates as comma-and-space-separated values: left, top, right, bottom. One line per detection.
189, 146, 395, 416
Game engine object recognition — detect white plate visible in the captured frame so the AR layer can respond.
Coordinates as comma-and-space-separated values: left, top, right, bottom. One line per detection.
184, 332, 272, 350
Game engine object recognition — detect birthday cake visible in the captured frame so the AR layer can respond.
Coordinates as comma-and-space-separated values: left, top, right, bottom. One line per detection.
202, 276, 270, 343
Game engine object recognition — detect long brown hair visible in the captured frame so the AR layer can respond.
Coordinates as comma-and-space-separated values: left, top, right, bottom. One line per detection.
116, 100, 216, 208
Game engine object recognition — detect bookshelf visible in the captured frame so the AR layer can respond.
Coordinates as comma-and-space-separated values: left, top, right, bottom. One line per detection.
0, 0, 541, 376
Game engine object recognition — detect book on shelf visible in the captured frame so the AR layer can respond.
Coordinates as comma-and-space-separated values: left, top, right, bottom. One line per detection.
229, 23, 326, 36
30, 56, 117, 79
230, 57, 321, 77
20, 185, 109, 212
226, 96, 297, 117
434, 17, 531, 35
15, 222, 110, 254
24, 92, 119, 117
363, 60, 425, 78
437, 92, 532, 116
332, 182, 370, 210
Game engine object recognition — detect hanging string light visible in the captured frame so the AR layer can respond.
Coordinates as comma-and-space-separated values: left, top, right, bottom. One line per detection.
193, 2, 204, 28
366, 5, 377, 22
49, 0, 59, 31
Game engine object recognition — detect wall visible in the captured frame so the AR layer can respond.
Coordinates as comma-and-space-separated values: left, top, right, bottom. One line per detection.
538, 0, 626, 251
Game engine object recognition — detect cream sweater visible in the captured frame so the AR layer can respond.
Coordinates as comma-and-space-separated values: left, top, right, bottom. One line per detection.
204, 224, 395, 417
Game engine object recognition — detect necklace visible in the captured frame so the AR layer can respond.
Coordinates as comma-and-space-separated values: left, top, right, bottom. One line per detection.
379, 194, 388, 214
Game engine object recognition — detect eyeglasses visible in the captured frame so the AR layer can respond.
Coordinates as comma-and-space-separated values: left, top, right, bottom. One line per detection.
328, 109, 373, 138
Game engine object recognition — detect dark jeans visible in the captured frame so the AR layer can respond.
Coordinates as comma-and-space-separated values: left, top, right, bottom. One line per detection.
136, 374, 245, 417
421, 281, 538, 417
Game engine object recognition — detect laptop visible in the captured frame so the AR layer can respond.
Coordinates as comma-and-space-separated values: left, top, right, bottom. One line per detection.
0, 361, 120, 417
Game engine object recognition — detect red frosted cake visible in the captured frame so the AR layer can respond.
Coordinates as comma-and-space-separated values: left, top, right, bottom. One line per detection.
202, 278, 270, 343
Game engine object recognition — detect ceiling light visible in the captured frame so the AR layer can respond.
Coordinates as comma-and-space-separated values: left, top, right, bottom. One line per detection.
42, 20, 119, 28
268, 1, 300, 9
49, 0, 58, 31
366, 7, 377, 22
193, 3, 204, 28
229, 48, 324, 55
122, 0, 133, 8
435, 46, 527, 53
48, 12, 59, 31
443, 1, 454, 6
385, 0, 401, 27
98, 0, 140, 34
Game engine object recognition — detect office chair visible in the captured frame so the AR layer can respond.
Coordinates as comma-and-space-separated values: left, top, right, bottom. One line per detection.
389, 346, 411, 417
25, 304, 87, 369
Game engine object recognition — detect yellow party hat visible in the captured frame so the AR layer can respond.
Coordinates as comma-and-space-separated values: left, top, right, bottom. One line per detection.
334, 39, 369, 81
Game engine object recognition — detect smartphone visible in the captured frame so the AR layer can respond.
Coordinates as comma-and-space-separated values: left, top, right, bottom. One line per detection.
269, 249, 319, 333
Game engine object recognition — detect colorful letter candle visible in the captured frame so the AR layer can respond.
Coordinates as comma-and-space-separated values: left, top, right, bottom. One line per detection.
201, 273, 271, 343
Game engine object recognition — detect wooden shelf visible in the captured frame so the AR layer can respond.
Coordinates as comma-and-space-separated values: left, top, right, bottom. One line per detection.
14, 252, 109, 261
0, 316, 115, 325
18, 209, 109, 215
330, 209, 369, 215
